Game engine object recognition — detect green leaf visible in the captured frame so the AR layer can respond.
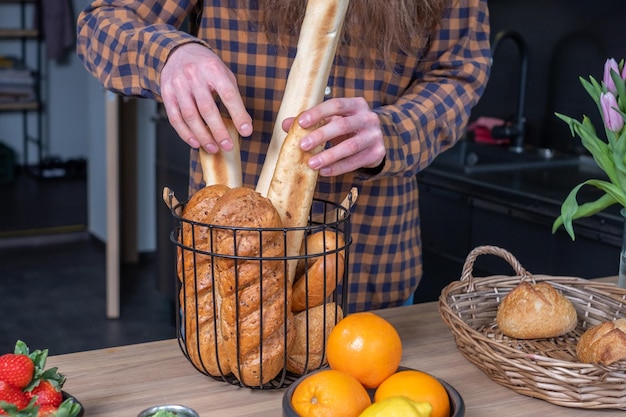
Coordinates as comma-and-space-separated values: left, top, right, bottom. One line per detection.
22, 344, 66, 392
580, 75, 603, 108
557, 113, 619, 184
54, 398, 83, 417
586, 178, 626, 206
552, 189, 617, 240
610, 68, 626, 113
611, 126, 626, 188
553, 66, 626, 236
14, 340, 29, 356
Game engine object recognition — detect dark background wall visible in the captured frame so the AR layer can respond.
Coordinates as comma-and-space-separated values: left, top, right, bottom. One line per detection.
471, 0, 626, 154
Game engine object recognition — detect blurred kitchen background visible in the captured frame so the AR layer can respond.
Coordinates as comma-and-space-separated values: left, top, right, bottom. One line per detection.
1, 0, 625, 354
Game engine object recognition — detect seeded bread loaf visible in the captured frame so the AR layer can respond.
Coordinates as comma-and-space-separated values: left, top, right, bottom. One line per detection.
177, 184, 231, 376
210, 187, 293, 385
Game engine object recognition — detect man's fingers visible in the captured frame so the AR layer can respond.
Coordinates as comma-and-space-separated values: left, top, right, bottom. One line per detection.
212, 79, 253, 138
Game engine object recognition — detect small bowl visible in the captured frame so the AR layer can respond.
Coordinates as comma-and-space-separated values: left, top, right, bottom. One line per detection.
282, 368, 465, 417
137, 404, 200, 417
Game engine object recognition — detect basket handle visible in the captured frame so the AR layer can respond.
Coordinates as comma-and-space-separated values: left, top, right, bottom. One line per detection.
461, 246, 531, 291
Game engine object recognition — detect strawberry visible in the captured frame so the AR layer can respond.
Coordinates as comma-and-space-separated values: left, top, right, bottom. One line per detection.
0, 380, 29, 410
0, 353, 34, 389
27, 380, 62, 408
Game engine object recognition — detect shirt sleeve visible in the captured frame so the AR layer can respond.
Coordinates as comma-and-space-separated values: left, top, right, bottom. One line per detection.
76, 0, 207, 100
368, 0, 491, 180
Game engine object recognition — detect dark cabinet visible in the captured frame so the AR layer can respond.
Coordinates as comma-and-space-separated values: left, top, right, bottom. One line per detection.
416, 170, 621, 303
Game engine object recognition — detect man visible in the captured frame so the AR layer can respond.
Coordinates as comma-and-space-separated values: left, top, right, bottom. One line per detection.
77, 0, 491, 311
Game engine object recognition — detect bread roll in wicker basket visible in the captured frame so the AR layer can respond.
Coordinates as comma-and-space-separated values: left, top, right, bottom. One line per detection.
439, 245, 626, 410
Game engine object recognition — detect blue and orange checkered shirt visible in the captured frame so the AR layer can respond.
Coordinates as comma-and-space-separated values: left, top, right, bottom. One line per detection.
77, 0, 491, 312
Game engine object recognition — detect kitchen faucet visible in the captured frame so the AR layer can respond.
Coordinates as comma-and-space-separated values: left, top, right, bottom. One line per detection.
490, 30, 529, 154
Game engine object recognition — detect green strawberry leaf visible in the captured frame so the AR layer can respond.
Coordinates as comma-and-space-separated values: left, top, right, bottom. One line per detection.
14, 340, 30, 356
53, 398, 83, 417
38, 367, 66, 390
14, 341, 66, 392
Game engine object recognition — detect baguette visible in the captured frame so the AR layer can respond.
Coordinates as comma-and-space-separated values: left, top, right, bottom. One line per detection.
255, 0, 350, 197
199, 118, 242, 188
266, 116, 325, 287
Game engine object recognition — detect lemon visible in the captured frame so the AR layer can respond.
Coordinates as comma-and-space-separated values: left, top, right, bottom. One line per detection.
359, 396, 433, 417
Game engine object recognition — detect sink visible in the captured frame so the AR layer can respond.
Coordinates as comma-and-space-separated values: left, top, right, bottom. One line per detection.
431, 141, 580, 174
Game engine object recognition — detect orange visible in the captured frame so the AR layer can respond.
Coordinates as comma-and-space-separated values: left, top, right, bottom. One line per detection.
326, 312, 402, 389
374, 370, 450, 417
291, 369, 371, 417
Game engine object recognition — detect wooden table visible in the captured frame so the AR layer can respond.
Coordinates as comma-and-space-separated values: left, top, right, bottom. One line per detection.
48, 277, 623, 416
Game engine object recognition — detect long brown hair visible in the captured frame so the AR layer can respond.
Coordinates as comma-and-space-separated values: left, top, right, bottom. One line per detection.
249, 0, 449, 63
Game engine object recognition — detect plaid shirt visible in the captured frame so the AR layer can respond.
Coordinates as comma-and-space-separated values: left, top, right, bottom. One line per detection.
77, 0, 491, 312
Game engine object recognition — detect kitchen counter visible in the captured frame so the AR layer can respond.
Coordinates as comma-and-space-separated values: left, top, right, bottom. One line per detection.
47, 277, 622, 417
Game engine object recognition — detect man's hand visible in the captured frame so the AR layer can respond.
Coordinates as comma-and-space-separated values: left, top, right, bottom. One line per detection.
282, 97, 386, 176
160, 43, 253, 153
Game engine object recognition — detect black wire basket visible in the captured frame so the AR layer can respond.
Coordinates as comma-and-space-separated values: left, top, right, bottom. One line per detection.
168, 192, 351, 389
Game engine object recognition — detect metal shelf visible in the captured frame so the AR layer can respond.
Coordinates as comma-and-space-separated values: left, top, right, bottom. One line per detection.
0, 101, 39, 111
0, 28, 38, 38
0, 0, 43, 173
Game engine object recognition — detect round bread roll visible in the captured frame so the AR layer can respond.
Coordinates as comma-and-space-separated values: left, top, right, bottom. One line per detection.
496, 281, 577, 339
292, 230, 346, 312
287, 302, 344, 375
577, 318, 626, 365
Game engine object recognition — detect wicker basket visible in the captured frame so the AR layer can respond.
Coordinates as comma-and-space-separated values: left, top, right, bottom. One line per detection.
439, 245, 626, 410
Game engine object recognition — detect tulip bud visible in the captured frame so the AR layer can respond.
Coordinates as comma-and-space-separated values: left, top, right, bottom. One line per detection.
601, 92, 624, 132
604, 58, 620, 94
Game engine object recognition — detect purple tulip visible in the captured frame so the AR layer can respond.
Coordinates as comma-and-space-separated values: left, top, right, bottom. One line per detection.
601, 92, 624, 132
604, 58, 622, 95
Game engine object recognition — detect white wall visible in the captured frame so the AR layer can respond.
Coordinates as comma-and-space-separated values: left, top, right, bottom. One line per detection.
1, 0, 157, 252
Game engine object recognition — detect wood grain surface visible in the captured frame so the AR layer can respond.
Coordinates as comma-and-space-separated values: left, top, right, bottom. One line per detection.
48, 276, 622, 416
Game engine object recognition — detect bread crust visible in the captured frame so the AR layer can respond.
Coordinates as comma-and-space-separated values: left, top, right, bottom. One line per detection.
199, 118, 242, 188
496, 281, 577, 339
577, 318, 626, 365
292, 230, 346, 312
211, 187, 293, 385
255, 0, 350, 197
287, 302, 344, 375
177, 184, 231, 376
